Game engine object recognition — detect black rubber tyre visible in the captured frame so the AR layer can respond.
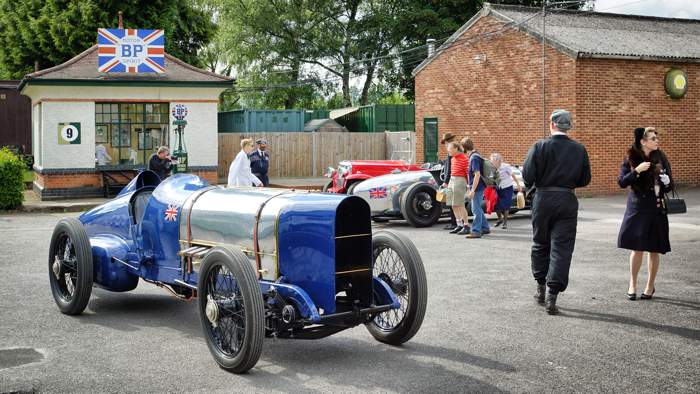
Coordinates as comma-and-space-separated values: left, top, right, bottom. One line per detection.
322, 180, 333, 192
366, 230, 427, 345
198, 247, 264, 374
400, 183, 441, 227
48, 217, 93, 315
372, 217, 390, 223
345, 181, 359, 195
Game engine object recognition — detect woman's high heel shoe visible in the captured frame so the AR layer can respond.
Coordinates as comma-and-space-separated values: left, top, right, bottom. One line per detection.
640, 287, 656, 300
627, 292, 637, 301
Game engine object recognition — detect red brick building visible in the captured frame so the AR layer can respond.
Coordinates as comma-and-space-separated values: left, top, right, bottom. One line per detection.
413, 4, 700, 195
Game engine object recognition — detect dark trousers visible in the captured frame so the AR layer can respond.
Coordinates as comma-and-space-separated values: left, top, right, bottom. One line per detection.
530, 192, 579, 293
255, 173, 269, 187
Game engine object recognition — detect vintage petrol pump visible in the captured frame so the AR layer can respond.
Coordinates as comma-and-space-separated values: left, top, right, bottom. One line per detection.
171, 104, 189, 174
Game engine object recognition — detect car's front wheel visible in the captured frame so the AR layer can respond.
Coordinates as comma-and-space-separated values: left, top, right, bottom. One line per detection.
48, 218, 93, 315
366, 230, 427, 345
400, 183, 441, 227
197, 247, 264, 373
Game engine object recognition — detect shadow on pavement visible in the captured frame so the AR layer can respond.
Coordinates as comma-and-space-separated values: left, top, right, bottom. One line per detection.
75, 290, 512, 392
652, 297, 700, 311
559, 307, 700, 341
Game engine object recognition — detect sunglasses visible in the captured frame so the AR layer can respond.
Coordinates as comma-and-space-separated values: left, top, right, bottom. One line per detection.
646, 136, 658, 141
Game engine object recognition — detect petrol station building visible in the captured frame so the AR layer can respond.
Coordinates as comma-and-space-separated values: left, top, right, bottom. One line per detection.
20, 31, 232, 200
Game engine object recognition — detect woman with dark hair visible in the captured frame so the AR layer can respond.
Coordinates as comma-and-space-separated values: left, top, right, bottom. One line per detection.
618, 127, 673, 301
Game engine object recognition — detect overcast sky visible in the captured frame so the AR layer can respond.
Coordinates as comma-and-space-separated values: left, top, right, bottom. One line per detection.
593, 0, 700, 19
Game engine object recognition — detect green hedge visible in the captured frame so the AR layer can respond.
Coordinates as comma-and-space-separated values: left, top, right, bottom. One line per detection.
0, 148, 25, 210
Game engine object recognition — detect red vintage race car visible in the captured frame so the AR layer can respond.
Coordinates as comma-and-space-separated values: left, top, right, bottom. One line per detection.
324, 160, 425, 194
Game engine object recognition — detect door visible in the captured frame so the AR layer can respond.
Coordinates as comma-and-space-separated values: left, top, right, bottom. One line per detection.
423, 118, 438, 163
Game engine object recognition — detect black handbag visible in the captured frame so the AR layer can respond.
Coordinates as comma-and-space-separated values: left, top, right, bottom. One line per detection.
664, 190, 686, 214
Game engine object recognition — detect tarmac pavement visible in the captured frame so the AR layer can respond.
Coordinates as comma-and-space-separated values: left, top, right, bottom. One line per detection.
0, 188, 698, 393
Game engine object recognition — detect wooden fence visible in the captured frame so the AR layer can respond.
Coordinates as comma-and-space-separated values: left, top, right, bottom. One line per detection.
385, 131, 415, 163
218, 132, 390, 179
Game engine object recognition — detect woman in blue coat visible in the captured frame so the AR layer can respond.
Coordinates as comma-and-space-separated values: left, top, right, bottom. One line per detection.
618, 127, 673, 301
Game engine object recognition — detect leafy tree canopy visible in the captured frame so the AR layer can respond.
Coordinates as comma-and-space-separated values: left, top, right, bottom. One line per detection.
0, 0, 216, 79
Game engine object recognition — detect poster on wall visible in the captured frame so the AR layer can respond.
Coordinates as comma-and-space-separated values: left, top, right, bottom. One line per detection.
97, 28, 165, 73
58, 123, 81, 145
96, 125, 109, 143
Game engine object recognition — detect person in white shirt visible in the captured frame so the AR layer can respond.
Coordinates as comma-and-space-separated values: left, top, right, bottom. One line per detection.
490, 153, 522, 229
228, 138, 262, 187
95, 144, 112, 166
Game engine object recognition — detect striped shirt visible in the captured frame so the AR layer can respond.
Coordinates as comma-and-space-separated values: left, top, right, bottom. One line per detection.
451, 153, 468, 177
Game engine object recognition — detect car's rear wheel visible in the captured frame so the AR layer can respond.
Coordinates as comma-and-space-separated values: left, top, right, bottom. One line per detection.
400, 183, 441, 227
48, 218, 93, 315
366, 230, 427, 345
198, 247, 264, 374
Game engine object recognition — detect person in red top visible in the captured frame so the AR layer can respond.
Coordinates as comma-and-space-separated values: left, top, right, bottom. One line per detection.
446, 142, 470, 235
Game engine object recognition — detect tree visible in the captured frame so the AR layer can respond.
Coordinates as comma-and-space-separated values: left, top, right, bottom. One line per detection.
0, 0, 216, 79
387, 0, 592, 99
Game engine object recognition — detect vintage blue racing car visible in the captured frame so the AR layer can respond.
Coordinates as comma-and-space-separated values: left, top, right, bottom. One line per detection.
48, 171, 427, 373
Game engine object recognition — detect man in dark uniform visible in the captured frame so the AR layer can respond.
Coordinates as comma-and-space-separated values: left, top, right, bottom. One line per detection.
523, 109, 591, 314
249, 138, 270, 187
148, 146, 173, 180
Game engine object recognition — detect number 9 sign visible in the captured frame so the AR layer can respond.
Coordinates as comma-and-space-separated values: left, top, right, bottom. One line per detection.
58, 123, 81, 145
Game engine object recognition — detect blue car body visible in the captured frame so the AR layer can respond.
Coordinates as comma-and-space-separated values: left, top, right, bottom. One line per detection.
78, 171, 399, 324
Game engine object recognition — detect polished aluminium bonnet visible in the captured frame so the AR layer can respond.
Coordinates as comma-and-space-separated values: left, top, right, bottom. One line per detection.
179, 187, 294, 280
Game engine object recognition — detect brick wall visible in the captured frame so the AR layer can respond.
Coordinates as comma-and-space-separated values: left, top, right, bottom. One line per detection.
415, 16, 577, 172
575, 59, 700, 194
414, 15, 700, 195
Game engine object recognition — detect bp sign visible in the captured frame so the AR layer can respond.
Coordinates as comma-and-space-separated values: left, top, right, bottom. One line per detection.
97, 28, 165, 73
172, 104, 188, 120
664, 68, 688, 99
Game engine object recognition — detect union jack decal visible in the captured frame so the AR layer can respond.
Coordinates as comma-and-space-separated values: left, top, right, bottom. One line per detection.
369, 187, 388, 199
97, 28, 165, 73
164, 204, 179, 222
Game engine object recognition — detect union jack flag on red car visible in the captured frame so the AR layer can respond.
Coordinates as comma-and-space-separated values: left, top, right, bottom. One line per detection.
97, 28, 165, 73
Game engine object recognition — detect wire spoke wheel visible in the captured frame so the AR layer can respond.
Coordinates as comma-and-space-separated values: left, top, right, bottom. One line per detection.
198, 247, 264, 373
366, 230, 427, 345
48, 218, 93, 315
374, 249, 409, 331
205, 264, 247, 357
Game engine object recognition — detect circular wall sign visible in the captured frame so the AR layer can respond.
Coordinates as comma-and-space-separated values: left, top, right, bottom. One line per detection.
172, 104, 188, 120
61, 124, 79, 143
664, 68, 688, 99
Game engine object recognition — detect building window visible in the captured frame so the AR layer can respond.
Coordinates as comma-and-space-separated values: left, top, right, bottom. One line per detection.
95, 103, 169, 167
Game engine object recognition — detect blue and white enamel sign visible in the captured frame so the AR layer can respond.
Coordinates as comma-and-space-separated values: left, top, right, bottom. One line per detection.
97, 28, 165, 73
172, 104, 188, 120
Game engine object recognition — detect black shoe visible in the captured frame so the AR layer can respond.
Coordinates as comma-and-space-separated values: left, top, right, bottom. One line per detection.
627, 292, 637, 301
449, 226, 463, 234
502, 224, 507, 229
545, 293, 559, 315
534, 284, 545, 304
456, 227, 471, 235
444, 223, 457, 230
640, 287, 656, 300
494, 220, 503, 227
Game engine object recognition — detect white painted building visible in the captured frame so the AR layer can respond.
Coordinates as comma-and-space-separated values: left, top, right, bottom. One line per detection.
19, 45, 232, 199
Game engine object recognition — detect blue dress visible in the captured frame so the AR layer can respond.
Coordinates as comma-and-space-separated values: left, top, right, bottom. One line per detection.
617, 159, 671, 254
